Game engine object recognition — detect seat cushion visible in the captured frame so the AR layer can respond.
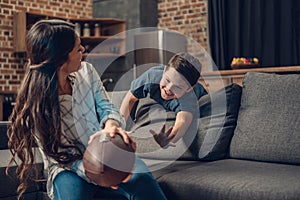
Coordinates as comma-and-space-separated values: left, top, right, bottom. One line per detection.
230, 72, 300, 164
0, 162, 45, 200
157, 159, 300, 200
0, 122, 47, 200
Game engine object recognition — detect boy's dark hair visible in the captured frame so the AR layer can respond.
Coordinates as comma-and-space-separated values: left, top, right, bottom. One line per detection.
166, 52, 202, 86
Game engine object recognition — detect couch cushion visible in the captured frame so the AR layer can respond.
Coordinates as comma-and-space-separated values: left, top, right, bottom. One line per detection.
190, 83, 242, 160
0, 164, 45, 200
0, 122, 9, 150
0, 150, 45, 199
108, 90, 138, 130
0, 122, 47, 200
230, 72, 300, 164
157, 159, 300, 200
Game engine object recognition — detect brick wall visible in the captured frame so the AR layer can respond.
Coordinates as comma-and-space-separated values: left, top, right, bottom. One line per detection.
1, 0, 209, 92
157, 0, 209, 69
0, 0, 92, 93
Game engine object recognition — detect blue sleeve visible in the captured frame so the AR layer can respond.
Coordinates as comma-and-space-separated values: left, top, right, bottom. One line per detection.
89, 64, 125, 128
195, 82, 208, 98
169, 99, 181, 114
130, 69, 152, 99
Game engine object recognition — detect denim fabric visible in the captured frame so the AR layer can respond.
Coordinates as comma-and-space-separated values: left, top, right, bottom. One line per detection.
54, 157, 167, 200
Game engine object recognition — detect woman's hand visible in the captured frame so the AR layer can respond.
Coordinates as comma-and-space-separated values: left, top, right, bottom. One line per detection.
104, 125, 131, 143
149, 124, 176, 149
104, 119, 131, 144
88, 120, 136, 151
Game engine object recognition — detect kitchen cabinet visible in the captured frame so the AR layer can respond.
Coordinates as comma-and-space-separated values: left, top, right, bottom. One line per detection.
13, 11, 126, 58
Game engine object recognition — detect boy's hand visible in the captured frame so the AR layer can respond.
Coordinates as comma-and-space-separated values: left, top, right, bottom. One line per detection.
149, 124, 176, 149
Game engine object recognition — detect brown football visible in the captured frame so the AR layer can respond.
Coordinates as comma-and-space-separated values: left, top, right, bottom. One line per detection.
83, 133, 135, 187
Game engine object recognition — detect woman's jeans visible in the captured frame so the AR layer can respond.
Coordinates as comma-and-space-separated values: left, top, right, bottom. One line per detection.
53, 157, 167, 200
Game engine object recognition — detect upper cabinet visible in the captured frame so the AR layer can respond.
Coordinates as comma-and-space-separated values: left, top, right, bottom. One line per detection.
13, 11, 126, 58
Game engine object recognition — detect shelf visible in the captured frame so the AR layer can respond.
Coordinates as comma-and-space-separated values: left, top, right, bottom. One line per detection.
80, 36, 125, 43
83, 53, 125, 58
202, 65, 300, 76
13, 11, 126, 56
200, 65, 300, 92
70, 18, 125, 25
12, 11, 127, 92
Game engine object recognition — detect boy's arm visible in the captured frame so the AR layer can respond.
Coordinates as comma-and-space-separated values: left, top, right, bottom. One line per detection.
120, 91, 139, 121
150, 111, 193, 148
170, 111, 193, 143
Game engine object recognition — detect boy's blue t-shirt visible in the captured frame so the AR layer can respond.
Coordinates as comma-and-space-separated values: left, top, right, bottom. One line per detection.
130, 65, 207, 115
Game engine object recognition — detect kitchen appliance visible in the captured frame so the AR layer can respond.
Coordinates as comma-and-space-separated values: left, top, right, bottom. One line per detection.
134, 30, 187, 77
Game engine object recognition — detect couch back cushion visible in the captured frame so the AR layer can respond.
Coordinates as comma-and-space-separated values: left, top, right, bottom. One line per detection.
230, 72, 300, 164
109, 91, 138, 130
192, 83, 242, 160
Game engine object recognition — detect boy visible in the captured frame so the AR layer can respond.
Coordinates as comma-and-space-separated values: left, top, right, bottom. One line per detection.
120, 52, 207, 148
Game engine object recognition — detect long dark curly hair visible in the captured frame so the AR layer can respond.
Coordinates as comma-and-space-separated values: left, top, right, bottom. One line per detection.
6, 19, 83, 199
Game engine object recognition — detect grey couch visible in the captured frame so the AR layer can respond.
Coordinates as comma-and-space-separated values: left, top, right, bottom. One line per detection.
1, 72, 299, 200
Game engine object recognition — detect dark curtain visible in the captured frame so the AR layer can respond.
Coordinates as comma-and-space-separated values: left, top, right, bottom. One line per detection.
208, 0, 300, 70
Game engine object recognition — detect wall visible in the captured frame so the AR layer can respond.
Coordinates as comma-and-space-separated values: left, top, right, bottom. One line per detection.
158, 0, 208, 50
0, 0, 93, 93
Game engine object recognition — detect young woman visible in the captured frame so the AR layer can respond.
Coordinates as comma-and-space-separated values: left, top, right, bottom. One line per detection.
6, 19, 166, 200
